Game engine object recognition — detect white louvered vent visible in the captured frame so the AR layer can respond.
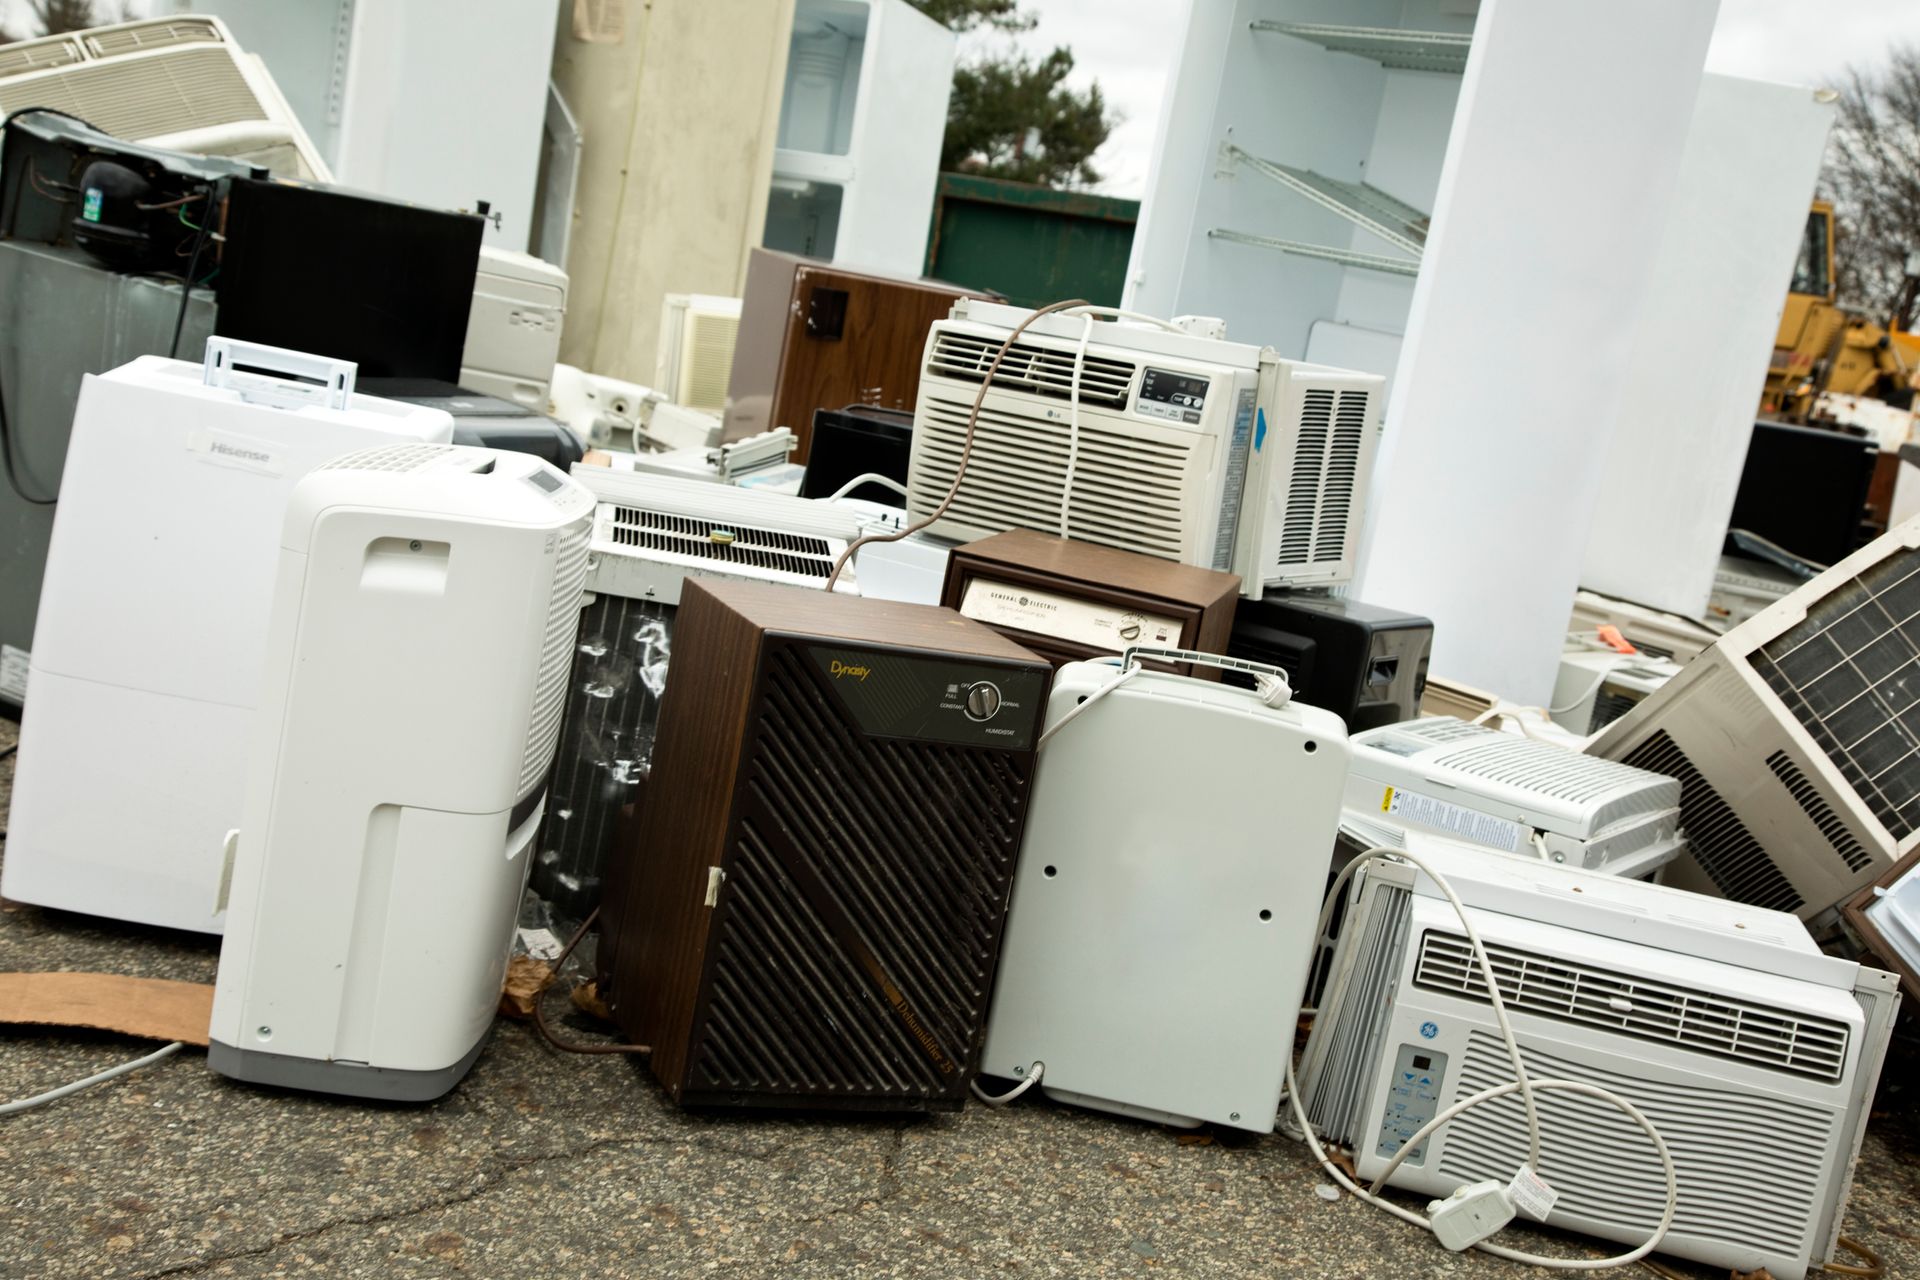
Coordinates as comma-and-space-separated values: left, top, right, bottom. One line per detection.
1392, 718, 1487, 746
0, 45, 263, 140
87, 18, 225, 55
321, 444, 453, 474
0, 37, 83, 78
519, 517, 592, 796
607, 506, 837, 579
1439, 1032, 1829, 1260
927, 330, 1137, 409
680, 310, 739, 415
1414, 932, 1849, 1082
909, 394, 1198, 560
1275, 386, 1373, 569
1432, 728, 1681, 824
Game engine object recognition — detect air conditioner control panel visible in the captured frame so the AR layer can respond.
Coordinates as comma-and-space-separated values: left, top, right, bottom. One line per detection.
1136, 367, 1211, 425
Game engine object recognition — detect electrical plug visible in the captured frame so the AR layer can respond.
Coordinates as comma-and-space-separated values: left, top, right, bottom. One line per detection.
1426, 1178, 1517, 1251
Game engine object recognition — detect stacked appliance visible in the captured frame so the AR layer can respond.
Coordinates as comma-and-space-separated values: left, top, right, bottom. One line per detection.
1298, 843, 1899, 1279
3, 343, 452, 932
1226, 591, 1432, 730
906, 300, 1385, 598
209, 444, 594, 1100
1550, 645, 1683, 737
530, 468, 864, 915
597, 579, 1052, 1111
980, 649, 1348, 1131
1590, 515, 1920, 923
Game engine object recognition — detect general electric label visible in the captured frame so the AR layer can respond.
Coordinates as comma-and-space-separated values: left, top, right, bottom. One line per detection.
1379, 786, 1524, 853
959, 579, 1182, 651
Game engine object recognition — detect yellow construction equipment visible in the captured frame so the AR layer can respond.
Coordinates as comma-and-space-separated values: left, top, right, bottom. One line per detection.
1763, 201, 1920, 420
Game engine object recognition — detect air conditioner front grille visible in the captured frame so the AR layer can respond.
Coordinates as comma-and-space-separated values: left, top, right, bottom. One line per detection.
1766, 751, 1875, 875
1751, 545, 1920, 841
519, 517, 592, 797
0, 46, 263, 141
87, 18, 226, 55
320, 443, 450, 473
1275, 387, 1375, 568
1620, 731, 1805, 913
608, 506, 836, 579
1413, 931, 1849, 1082
909, 394, 1198, 561
0, 38, 83, 77
1433, 732, 1679, 826
1439, 1032, 1829, 1262
927, 330, 1136, 409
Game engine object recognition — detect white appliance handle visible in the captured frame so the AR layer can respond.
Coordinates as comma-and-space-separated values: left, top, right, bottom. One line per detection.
1120, 645, 1294, 703
203, 337, 356, 412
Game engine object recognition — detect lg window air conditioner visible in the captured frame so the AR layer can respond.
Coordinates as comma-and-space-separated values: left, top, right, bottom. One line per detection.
906, 300, 1384, 598
1589, 517, 1920, 923
1341, 718, 1685, 880
0, 16, 329, 179
656, 293, 742, 416
1298, 845, 1900, 1280
530, 467, 863, 914
210, 444, 594, 1101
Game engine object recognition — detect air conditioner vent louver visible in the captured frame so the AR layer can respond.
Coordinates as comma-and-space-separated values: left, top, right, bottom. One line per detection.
1414, 932, 1848, 1082
1766, 751, 1875, 875
1275, 387, 1374, 568
1588, 685, 1645, 735
1436, 734, 1675, 812
321, 444, 452, 474
519, 518, 591, 796
87, 18, 225, 55
1623, 730, 1804, 912
0, 38, 83, 77
608, 506, 836, 579
927, 331, 1136, 409
681, 312, 739, 415
1750, 546, 1920, 841
908, 394, 1197, 560
1394, 718, 1487, 745
1303, 883, 1414, 1147
1440, 1033, 1829, 1260
0, 45, 264, 140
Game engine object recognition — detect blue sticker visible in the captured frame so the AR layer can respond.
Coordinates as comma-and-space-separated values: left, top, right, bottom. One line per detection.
1419, 1021, 1439, 1040
1254, 406, 1267, 451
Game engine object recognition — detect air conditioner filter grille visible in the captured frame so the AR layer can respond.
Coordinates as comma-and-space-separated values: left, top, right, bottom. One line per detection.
1750, 546, 1920, 841
608, 506, 836, 579
1413, 931, 1848, 1082
927, 330, 1136, 409
0, 45, 263, 141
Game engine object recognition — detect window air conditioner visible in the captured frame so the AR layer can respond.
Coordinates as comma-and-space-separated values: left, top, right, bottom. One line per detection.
1342, 717, 1685, 879
656, 293, 741, 416
1589, 517, 1920, 923
1568, 589, 1721, 664
907, 300, 1384, 598
0, 16, 329, 180
1298, 844, 1900, 1279
1550, 647, 1682, 737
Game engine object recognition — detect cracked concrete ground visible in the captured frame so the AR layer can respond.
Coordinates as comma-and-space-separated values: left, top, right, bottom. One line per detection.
2, 717, 1918, 1279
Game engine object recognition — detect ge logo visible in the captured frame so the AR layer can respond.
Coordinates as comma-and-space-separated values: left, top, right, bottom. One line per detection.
1419, 1021, 1439, 1040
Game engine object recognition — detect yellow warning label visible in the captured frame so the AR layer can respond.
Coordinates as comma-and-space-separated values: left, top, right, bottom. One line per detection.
1381, 785, 1394, 814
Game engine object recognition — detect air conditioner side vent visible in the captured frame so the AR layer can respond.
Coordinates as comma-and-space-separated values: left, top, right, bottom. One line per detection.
1620, 731, 1804, 913
1766, 750, 1875, 875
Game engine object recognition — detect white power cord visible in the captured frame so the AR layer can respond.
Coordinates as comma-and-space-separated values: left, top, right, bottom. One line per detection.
1287, 846, 1680, 1268
1038, 664, 1143, 748
1059, 314, 1094, 539
824, 471, 910, 502
972, 1060, 1044, 1107
1, 1040, 184, 1116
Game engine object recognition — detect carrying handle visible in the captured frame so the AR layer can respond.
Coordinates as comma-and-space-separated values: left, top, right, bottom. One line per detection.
1119, 646, 1294, 707
203, 337, 355, 412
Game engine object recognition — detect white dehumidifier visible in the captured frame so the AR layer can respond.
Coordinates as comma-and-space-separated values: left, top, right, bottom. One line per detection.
208, 444, 594, 1100
979, 649, 1350, 1131
4, 341, 452, 932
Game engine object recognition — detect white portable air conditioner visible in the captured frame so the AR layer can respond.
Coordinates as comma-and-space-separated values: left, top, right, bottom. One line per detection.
1341, 718, 1684, 879
0, 16, 328, 179
209, 444, 594, 1100
2, 343, 452, 934
656, 293, 742, 415
573, 465, 861, 604
1568, 589, 1721, 664
1549, 647, 1682, 737
1590, 517, 1920, 923
981, 651, 1348, 1131
1298, 844, 1900, 1280
906, 300, 1384, 598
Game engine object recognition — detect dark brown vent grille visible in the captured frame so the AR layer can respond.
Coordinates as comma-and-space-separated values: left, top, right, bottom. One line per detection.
683, 645, 1029, 1107
1621, 731, 1803, 913
1765, 750, 1875, 875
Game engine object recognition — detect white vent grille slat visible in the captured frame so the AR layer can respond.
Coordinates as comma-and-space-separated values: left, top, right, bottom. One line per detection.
320, 444, 451, 474
0, 38, 84, 77
0, 45, 263, 141
928, 331, 1136, 408
1413, 932, 1849, 1082
607, 506, 837, 579
519, 518, 592, 796
86, 19, 226, 55
1439, 1032, 1828, 1260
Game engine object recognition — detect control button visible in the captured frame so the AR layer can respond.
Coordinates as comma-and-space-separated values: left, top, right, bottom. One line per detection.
1117, 621, 1143, 642
964, 682, 1002, 721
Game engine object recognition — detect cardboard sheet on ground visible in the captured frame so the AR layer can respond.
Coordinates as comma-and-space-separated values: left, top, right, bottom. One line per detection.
0, 973, 213, 1045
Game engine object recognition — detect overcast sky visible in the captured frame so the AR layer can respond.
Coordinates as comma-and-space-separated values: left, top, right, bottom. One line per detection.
965, 0, 1920, 199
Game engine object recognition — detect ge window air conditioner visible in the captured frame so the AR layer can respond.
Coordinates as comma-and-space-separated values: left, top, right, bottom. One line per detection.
1589, 517, 1920, 923
0, 16, 329, 179
656, 293, 742, 416
210, 444, 594, 1100
1298, 844, 1900, 1280
1342, 718, 1685, 880
906, 300, 1384, 598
